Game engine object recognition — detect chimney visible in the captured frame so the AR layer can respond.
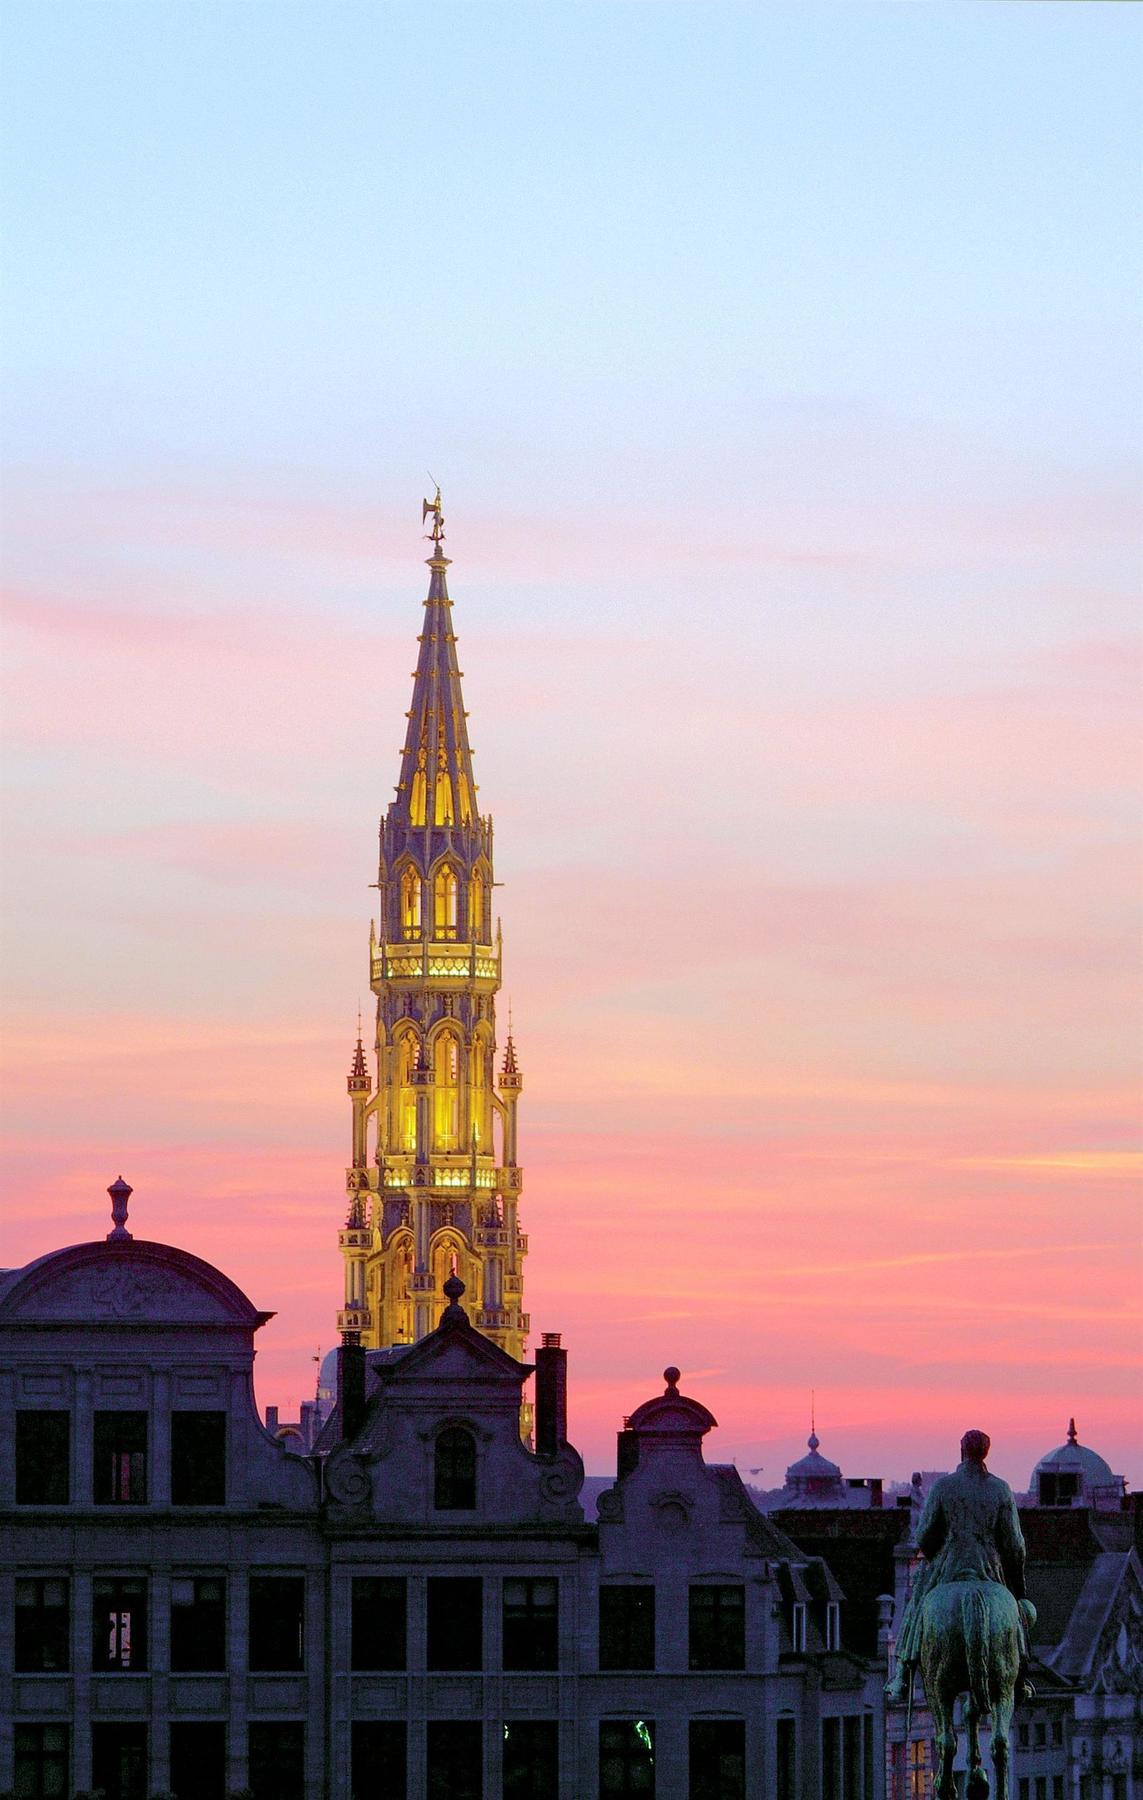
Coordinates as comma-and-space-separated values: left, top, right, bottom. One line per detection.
535, 1331, 567, 1457
617, 1418, 639, 1479
870, 1477, 883, 1508
337, 1340, 366, 1443
265, 1405, 279, 1434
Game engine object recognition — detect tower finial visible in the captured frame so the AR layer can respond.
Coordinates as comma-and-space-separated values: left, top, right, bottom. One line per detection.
808, 1389, 819, 1452
422, 483, 444, 544
1067, 1417, 1078, 1444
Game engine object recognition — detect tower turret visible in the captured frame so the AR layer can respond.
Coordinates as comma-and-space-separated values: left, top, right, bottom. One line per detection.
335, 495, 529, 1362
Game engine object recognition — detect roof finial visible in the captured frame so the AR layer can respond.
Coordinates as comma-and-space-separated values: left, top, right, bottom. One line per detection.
441, 1272, 467, 1325
1067, 1417, 1078, 1444
422, 482, 444, 545
808, 1389, 819, 1452
663, 1365, 681, 1393
106, 1176, 133, 1242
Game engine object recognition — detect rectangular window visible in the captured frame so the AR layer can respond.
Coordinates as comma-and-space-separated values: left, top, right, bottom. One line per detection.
1052, 1781, 1064, 1800
16, 1576, 70, 1672
689, 1720, 745, 1800
248, 1575, 305, 1671
170, 1723, 226, 1800
427, 1720, 482, 1800
1034, 1722, 1047, 1747
908, 1740, 926, 1800
503, 1721, 558, 1800
822, 1718, 840, 1800
15, 1410, 70, 1504
13, 1724, 69, 1800
1035, 1781, 1047, 1800
791, 1601, 807, 1652
825, 1600, 841, 1650
427, 1576, 482, 1671
91, 1722, 147, 1800
351, 1575, 407, 1670
688, 1586, 745, 1671
844, 1717, 862, 1800
776, 1718, 797, 1800
249, 1721, 304, 1800
1018, 1782, 1029, 1800
170, 1576, 226, 1671
1019, 1724, 1030, 1748
600, 1720, 655, 1797
93, 1410, 147, 1505
171, 1410, 226, 1504
93, 1576, 148, 1672
599, 1585, 655, 1670
351, 1722, 406, 1800
1051, 1719, 1063, 1746
502, 1577, 558, 1671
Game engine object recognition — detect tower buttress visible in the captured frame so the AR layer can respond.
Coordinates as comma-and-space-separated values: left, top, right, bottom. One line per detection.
336, 493, 529, 1363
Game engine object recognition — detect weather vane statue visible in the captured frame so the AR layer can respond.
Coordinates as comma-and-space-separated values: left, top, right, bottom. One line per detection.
887, 1428, 1036, 1799
422, 482, 445, 544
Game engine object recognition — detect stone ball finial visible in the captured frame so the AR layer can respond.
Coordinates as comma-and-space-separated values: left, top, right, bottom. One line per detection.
106, 1176, 133, 1242
663, 1366, 681, 1392
443, 1273, 465, 1303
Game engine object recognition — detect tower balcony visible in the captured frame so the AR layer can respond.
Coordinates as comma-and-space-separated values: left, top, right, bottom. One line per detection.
338, 1304, 371, 1334
371, 939, 501, 988
379, 1154, 506, 1192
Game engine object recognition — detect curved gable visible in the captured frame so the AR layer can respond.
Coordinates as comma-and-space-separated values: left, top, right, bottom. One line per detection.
0, 1240, 269, 1329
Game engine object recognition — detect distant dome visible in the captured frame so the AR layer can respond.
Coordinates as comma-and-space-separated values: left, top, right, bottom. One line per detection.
785, 1430, 843, 1486
1029, 1418, 1116, 1490
318, 1348, 339, 1401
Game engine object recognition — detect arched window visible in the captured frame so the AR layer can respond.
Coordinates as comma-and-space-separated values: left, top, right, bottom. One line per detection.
400, 865, 422, 939
469, 868, 485, 940
409, 747, 428, 827
433, 1031, 460, 1150
434, 865, 458, 940
458, 772, 474, 825
434, 1426, 476, 1510
395, 1030, 419, 1152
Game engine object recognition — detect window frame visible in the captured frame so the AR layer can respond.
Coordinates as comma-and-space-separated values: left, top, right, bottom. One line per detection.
502, 1576, 559, 1672
599, 1583, 655, 1672
15, 1575, 71, 1673
171, 1410, 227, 1505
350, 1574, 407, 1672
248, 1573, 306, 1672
93, 1409, 148, 1506
92, 1574, 148, 1673
688, 1584, 745, 1671
15, 1409, 70, 1505
170, 1574, 227, 1672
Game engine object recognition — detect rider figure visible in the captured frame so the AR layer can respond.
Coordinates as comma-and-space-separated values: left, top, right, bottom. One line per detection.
885, 1429, 1034, 1706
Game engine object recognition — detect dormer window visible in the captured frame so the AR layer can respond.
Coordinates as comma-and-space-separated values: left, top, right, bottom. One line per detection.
825, 1601, 841, 1650
791, 1601, 807, 1652
1038, 1471, 1080, 1507
434, 1426, 476, 1510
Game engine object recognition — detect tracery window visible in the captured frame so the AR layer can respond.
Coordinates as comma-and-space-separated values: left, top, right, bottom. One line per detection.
433, 1031, 461, 1149
434, 865, 458, 939
399, 865, 422, 938
469, 868, 485, 940
395, 1030, 419, 1152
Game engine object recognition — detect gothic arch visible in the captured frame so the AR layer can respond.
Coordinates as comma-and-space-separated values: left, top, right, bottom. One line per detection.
396, 858, 423, 939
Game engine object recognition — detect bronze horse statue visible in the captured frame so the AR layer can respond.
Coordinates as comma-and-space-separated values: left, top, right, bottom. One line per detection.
911, 1581, 1037, 1798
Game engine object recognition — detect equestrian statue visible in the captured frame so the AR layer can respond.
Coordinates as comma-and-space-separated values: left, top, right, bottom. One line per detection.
886, 1429, 1037, 1799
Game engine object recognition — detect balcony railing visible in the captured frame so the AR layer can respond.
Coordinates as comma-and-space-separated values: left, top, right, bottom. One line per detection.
372, 941, 500, 985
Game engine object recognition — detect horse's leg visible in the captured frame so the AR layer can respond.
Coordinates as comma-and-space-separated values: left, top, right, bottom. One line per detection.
964, 1697, 989, 1798
931, 1685, 957, 1800
990, 1692, 1013, 1800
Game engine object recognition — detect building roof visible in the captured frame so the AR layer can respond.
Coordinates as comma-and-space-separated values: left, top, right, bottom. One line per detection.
1029, 1418, 1115, 1489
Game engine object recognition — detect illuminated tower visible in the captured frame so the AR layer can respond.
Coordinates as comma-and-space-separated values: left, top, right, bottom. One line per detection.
338, 492, 529, 1362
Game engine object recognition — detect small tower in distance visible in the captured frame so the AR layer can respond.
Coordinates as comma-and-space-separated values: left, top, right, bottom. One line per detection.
336, 493, 529, 1362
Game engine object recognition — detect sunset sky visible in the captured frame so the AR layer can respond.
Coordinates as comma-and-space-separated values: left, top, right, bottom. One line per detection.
1, 2, 1139, 1488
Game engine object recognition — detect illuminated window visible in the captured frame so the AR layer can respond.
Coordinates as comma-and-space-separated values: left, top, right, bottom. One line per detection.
396, 1031, 419, 1151
400, 865, 422, 938
469, 868, 485, 939
434, 1031, 460, 1148
457, 771, 473, 824
93, 1412, 147, 1505
410, 748, 428, 826
434, 866, 459, 938
93, 1576, 148, 1671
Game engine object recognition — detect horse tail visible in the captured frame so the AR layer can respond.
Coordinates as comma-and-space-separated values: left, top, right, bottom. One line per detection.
962, 1587, 991, 1716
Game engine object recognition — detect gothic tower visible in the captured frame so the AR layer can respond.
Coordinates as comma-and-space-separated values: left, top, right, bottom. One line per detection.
337, 493, 529, 1362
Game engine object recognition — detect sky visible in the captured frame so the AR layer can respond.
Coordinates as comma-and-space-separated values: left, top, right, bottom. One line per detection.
1, 1, 1140, 1489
